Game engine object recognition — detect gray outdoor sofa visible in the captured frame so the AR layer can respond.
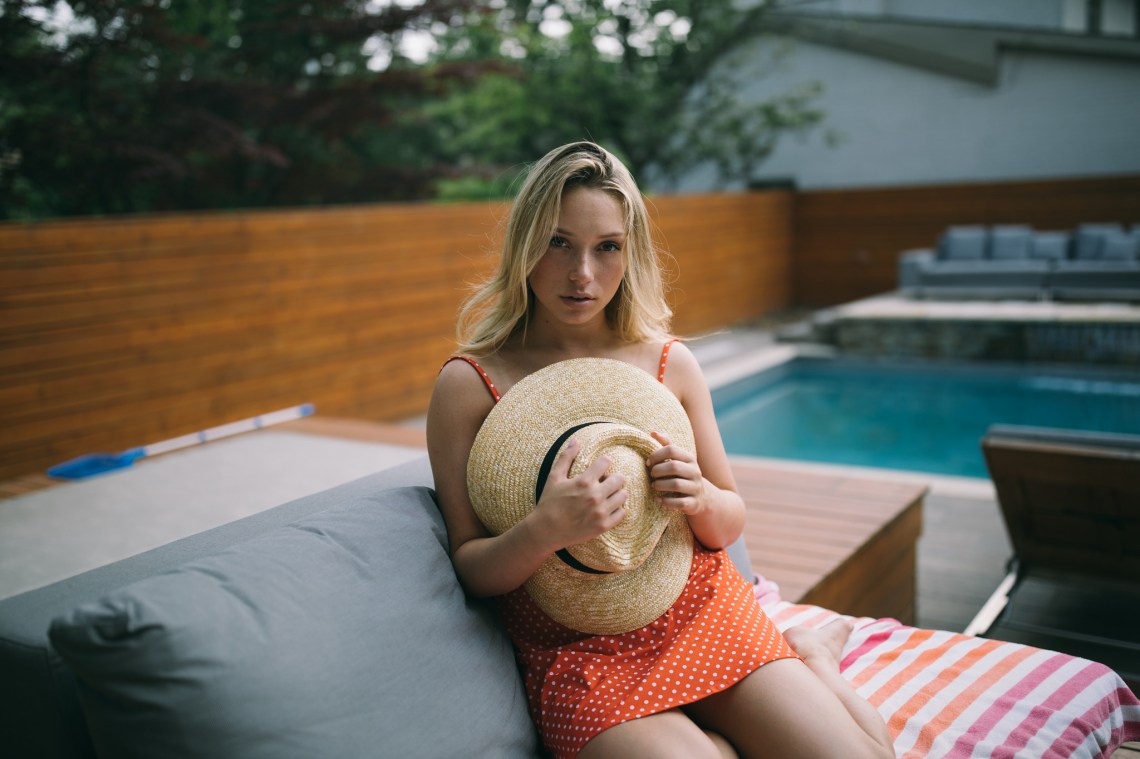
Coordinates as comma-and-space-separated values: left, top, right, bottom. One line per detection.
0, 458, 544, 759
0, 454, 757, 759
899, 223, 1140, 301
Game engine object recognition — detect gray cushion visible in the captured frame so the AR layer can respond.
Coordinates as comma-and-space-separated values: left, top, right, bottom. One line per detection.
1030, 231, 1071, 261
1074, 223, 1124, 260
988, 225, 1033, 260
48, 486, 538, 759
937, 226, 987, 261
898, 249, 935, 289
1049, 261, 1140, 302
1102, 231, 1140, 261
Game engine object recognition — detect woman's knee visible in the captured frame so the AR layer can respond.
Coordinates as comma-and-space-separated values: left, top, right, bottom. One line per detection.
576, 709, 725, 759
686, 659, 890, 759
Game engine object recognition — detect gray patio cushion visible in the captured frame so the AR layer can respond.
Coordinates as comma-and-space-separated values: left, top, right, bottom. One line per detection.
937, 226, 987, 260
1074, 223, 1125, 260
1030, 231, 1071, 261
48, 485, 538, 759
898, 249, 935, 289
1050, 260, 1140, 302
917, 259, 1049, 299
1101, 231, 1140, 261
988, 225, 1033, 260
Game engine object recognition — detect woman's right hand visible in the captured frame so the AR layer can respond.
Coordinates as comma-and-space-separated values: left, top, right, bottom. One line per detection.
526, 438, 628, 551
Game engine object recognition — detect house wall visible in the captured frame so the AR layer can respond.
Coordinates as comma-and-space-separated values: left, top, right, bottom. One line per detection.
803, 0, 1068, 28
674, 14, 1140, 192
768, 0, 1135, 35
0, 191, 791, 481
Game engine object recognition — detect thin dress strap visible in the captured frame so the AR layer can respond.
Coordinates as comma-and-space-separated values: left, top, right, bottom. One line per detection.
443, 355, 502, 403
657, 338, 679, 383
446, 342, 675, 403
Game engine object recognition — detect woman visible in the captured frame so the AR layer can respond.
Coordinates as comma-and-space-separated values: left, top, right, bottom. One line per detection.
427, 141, 893, 758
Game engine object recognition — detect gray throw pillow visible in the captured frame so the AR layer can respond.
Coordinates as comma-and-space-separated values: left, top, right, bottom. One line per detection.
49, 486, 538, 759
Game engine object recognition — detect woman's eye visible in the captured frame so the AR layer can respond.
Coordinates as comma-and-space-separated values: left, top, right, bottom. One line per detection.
550, 236, 568, 248
600, 241, 622, 253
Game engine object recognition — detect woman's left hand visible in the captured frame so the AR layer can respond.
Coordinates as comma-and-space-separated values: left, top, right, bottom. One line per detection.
646, 431, 708, 516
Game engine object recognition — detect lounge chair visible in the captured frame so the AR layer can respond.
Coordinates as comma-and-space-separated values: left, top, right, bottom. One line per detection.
971, 424, 1140, 691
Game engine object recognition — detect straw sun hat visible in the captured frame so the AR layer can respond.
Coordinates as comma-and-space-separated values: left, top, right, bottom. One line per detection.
467, 357, 696, 635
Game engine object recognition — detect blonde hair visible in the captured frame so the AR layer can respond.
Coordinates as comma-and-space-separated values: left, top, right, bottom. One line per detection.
457, 141, 672, 356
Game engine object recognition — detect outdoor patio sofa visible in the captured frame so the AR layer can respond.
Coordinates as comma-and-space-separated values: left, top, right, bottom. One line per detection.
1, 457, 1137, 758
899, 223, 1140, 301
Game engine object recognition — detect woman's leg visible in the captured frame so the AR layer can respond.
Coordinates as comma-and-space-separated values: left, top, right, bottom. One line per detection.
684, 619, 894, 759
576, 709, 738, 759
784, 618, 894, 752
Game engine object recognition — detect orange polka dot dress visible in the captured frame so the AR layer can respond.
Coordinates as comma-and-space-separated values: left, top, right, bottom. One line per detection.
446, 342, 799, 758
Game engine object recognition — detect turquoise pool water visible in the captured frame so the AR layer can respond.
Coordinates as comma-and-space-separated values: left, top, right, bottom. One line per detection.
713, 358, 1140, 478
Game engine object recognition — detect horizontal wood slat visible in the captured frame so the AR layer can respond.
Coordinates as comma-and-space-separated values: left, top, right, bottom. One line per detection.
0, 192, 792, 481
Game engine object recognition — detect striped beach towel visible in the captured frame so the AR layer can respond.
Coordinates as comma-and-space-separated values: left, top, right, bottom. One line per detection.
760, 590, 1140, 758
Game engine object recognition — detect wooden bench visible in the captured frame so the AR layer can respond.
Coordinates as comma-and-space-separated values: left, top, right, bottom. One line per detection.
732, 459, 925, 625
286, 418, 927, 626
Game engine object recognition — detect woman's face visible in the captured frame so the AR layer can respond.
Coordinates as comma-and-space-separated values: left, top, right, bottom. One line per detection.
527, 187, 627, 331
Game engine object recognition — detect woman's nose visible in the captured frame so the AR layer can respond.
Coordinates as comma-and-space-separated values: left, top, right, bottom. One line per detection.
568, 252, 593, 282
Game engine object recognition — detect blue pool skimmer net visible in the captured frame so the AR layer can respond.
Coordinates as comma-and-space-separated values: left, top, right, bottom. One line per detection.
47, 403, 316, 480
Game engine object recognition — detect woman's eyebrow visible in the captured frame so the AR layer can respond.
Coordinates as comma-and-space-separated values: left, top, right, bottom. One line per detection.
553, 227, 626, 239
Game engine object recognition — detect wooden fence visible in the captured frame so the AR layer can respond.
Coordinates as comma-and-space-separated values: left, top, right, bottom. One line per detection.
0, 191, 792, 481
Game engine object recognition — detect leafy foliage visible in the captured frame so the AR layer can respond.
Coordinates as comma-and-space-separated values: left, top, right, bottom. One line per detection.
423, 0, 826, 195
0, 0, 478, 218
0, 0, 824, 218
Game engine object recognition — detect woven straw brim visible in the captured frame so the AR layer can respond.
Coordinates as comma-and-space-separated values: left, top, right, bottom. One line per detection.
467, 357, 696, 635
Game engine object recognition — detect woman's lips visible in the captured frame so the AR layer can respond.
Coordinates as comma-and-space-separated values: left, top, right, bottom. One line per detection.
562, 294, 593, 305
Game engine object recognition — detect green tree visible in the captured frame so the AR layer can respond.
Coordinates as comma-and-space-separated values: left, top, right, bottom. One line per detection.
422, 0, 825, 197
0, 0, 478, 219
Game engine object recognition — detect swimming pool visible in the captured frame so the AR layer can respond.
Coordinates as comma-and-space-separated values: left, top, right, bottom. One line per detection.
712, 357, 1140, 478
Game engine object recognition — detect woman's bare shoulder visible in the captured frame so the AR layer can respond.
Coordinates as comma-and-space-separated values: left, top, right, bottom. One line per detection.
663, 338, 701, 373
661, 340, 711, 397
433, 356, 498, 415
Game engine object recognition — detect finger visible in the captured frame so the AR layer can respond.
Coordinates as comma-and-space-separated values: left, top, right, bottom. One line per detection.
584, 454, 614, 482
645, 445, 674, 469
656, 493, 694, 514
651, 475, 691, 498
646, 440, 693, 469
648, 457, 695, 485
602, 481, 629, 514
548, 438, 579, 481
600, 503, 627, 530
600, 468, 626, 497
651, 431, 672, 447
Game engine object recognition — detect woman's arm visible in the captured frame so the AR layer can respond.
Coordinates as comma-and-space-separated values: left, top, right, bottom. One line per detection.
649, 341, 746, 549
427, 360, 629, 597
